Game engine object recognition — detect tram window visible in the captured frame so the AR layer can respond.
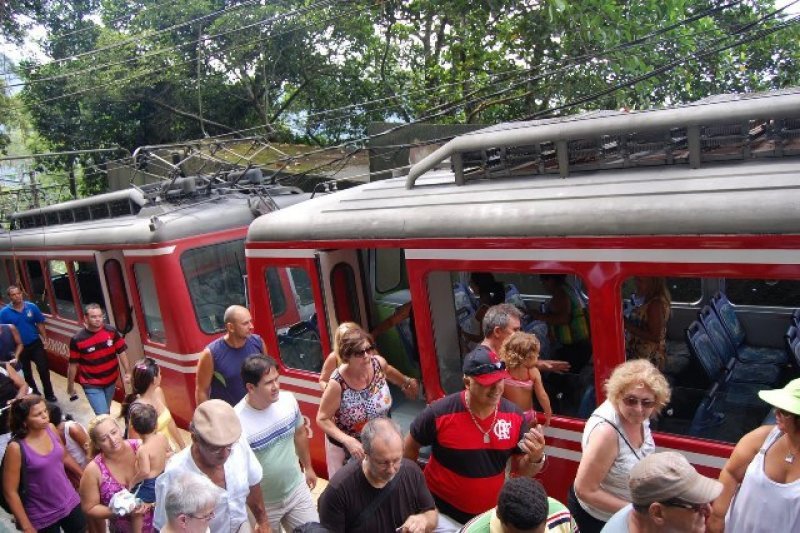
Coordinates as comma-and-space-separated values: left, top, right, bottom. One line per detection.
266, 266, 323, 373
103, 259, 132, 334
724, 278, 800, 308
24, 260, 52, 314
0, 261, 10, 292
73, 261, 106, 315
621, 277, 701, 305
621, 274, 798, 445
133, 264, 166, 343
330, 263, 361, 325
437, 270, 594, 421
181, 240, 247, 334
374, 248, 407, 294
48, 260, 78, 320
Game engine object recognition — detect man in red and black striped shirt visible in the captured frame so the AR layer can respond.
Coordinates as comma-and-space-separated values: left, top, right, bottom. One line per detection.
404, 345, 547, 529
67, 304, 131, 415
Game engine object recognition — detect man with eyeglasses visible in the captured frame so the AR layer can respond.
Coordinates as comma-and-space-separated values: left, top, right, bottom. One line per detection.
404, 346, 546, 531
154, 399, 271, 532
319, 417, 437, 532
235, 354, 319, 532
601, 452, 722, 533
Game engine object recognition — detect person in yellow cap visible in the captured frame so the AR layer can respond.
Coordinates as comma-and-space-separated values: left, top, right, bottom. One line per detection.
154, 399, 271, 532
709, 378, 800, 533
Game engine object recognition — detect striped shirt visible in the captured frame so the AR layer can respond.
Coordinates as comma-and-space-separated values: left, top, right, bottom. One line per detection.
460, 498, 577, 532
410, 391, 525, 523
69, 325, 127, 387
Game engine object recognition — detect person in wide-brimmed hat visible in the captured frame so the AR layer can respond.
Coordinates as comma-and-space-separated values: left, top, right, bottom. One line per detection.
153, 400, 271, 533
709, 378, 800, 533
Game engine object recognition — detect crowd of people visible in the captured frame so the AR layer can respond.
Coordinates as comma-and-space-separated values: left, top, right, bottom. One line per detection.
0, 285, 797, 533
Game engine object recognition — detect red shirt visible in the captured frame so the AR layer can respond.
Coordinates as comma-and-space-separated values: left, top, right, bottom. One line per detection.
69, 325, 127, 387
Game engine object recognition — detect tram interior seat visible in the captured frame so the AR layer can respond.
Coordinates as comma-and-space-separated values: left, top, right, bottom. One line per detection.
786, 326, 800, 370
685, 321, 764, 407
710, 292, 789, 365
792, 309, 800, 329
277, 320, 323, 373
697, 306, 782, 386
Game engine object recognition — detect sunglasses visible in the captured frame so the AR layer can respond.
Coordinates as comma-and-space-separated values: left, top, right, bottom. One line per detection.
661, 499, 707, 513
350, 345, 376, 358
622, 396, 657, 409
468, 361, 506, 375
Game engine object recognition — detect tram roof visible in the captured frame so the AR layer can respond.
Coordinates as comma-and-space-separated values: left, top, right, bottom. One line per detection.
2, 191, 309, 249
247, 156, 800, 243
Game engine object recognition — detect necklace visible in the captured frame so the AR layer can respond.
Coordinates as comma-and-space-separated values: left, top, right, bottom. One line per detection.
785, 434, 799, 464
465, 393, 498, 444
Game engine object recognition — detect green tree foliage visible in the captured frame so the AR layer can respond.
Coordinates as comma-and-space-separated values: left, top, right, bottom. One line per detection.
13, 0, 800, 193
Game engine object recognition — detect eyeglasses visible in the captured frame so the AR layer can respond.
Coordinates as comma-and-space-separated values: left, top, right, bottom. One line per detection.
187, 510, 216, 522
661, 500, 707, 513
350, 345, 376, 358
196, 437, 234, 455
367, 454, 403, 469
622, 396, 657, 409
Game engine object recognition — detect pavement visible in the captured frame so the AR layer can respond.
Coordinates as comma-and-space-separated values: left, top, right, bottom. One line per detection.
0, 371, 328, 532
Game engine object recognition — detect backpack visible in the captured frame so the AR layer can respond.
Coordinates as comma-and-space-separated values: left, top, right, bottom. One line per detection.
0, 438, 27, 514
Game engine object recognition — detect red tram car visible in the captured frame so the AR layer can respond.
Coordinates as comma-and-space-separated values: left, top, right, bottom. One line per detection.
0, 172, 311, 426
245, 89, 800, 498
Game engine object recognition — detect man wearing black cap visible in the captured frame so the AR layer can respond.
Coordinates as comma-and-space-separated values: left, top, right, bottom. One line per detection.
404, 345, 546, 530
601, 451, 722, 533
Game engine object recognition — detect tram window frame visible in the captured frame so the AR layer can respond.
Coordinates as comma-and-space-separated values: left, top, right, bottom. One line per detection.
620, 277, 702, 306
373, 248, 408, 295
103, 259, 133, 334
0, 260, 10, 292
180, 239, 247, 335
133, 263, 167, 344
265, 266, 324, 374
48, 260, 79, 321
723, 278, 800, 309
24, 260, 52, 314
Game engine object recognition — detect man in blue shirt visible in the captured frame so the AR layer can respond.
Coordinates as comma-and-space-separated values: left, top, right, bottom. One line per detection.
0, 285, 56, 401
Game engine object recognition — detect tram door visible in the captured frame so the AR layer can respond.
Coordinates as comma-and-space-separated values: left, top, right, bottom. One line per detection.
94, 251, 145, 376
316, 250, 368, 337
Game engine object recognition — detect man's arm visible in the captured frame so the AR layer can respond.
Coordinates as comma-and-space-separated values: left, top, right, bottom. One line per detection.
318, 485, 346, 533
399, 509, 438, 533
194, 348, 213, 405
8, 325, 22, 362
67, 362, 79, 398
293, 414, 317, 489
117, 350, 132, 385
36, 321, 46, 340
403, 433, 422, 461
246, 483, 271, 533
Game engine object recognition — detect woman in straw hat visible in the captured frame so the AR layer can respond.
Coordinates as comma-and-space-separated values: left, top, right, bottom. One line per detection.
709, 378, 800, 533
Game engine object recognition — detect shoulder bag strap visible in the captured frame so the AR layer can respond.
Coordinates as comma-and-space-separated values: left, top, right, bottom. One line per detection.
590, 414, 641, 461
352, 471, 401, 529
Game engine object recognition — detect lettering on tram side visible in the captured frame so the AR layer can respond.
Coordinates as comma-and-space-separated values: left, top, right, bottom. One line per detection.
44, 337, 70, 359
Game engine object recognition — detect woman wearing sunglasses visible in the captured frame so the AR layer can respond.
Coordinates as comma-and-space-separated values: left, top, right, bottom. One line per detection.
568, 359, 671, 533
316, 325, 416, 477
708, 378, 800, 533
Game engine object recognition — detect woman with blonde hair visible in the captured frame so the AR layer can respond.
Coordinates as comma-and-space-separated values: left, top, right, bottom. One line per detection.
319, 322, 360, 390
624, 277, 671, 370
499, 331, 553, 426
569, 359, 671, 533
79, 415, 151, 532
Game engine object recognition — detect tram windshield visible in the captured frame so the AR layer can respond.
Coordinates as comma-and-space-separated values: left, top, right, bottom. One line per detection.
182, 240, 247, 334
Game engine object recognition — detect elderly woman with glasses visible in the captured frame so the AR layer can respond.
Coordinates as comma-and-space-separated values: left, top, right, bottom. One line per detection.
708, 378, 800, 533
159, 472, 223, 533
568, 359, 671, 533
317, 325, 412, 477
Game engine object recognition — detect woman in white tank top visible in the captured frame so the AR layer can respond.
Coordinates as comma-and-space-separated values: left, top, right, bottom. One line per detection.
569, 359, 671, 533
709, 378, 800, 533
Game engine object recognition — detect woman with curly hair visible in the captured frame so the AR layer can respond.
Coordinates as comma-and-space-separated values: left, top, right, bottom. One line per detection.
499, 332, 553, 426
569, 359, 671, 533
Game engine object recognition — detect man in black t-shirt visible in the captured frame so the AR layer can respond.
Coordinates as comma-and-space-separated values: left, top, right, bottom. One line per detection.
318, 417, 437, 533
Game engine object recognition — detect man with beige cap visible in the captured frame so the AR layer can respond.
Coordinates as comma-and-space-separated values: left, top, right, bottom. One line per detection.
154, 399, 271, 532
601, 451, 722, 533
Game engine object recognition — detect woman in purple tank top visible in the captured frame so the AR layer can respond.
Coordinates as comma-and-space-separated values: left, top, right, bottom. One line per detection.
2, 394, 86, 532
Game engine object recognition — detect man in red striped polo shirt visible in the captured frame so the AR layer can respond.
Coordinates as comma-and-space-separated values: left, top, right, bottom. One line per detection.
404, 346, 547, 531
67, 303, 131, 415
